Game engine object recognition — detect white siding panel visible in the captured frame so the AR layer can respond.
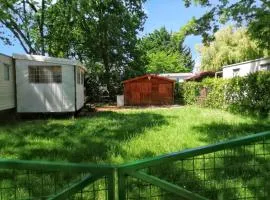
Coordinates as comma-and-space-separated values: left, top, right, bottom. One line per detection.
75, 66, 85, 110
0, 54, 15, 111
223, 58, 270, 79
76, 84, 84, 110
62, 65, 75, 112
44, 84, 62, 112
16, 60, 75, 112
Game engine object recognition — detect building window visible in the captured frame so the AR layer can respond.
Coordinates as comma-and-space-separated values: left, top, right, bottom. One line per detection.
29, 66, 62, 83
77, 68, 81, 84
233, 68, 240, 77
81, 71, 84, 85
260, 64, 270, 71
77, 68, 84, 85
4, 64, 10, 81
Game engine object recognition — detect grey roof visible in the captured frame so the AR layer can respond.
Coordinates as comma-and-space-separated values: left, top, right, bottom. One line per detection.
159, 73, 193, 77
222, 57, 270, 69
13, 53, 87, 71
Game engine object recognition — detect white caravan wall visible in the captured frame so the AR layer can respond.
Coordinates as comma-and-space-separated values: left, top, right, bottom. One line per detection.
16, 60, 75, 112
223, 58, 270, 78
0, 54, 15, 111
76, 67, 85, 110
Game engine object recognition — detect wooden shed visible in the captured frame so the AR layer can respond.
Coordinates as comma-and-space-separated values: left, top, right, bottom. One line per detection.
123, 74, 175, 106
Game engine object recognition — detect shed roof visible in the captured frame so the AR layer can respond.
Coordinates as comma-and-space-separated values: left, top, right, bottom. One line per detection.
13, 54, 87, 71
0, 53, 12, 58
123, 74, 175, 84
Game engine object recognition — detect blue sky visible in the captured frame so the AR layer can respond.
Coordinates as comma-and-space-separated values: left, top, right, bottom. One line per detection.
143, 0, 208, 60
0, 0, 207, 60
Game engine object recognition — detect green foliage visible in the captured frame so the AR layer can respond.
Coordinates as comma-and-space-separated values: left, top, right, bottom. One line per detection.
0, 0, 147, 100
146, 51, 190, 73
0, 0, 49, 54
182, 81, 201, 105
226, 72, 270, 117
138, 27, 194, 73
202, 78, 228, 109
182, 71, 270, 117
197, 26, 268, 72
174, 82, 184, 104
183, 0, 270, 51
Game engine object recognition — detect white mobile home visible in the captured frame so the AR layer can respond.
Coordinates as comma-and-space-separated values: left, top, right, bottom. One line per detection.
13, 54, 86, 113
223, 57, 270, 78
0, 54, 15, 111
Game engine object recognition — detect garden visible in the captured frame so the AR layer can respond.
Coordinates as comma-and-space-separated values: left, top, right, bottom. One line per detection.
0, 106, 270, 199
1, 106, 269, 163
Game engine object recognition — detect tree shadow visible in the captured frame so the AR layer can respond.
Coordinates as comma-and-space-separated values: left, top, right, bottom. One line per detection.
0, 111, 168, 163
126, 140, 270, 200
125, 119, 270, 200
192, 121, 270, 143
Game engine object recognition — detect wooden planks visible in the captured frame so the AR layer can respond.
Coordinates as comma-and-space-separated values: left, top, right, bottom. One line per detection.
124, 75, 174, 106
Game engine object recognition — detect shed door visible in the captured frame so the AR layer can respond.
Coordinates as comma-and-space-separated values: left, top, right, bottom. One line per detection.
140, 82, 151, 105
130, 83, 140, 105
158, 83, 172, 104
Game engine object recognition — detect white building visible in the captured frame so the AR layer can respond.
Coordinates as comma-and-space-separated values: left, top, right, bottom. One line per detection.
159, 73, 193, 82
223, 57, 270, 78
0, 53, 86, 113
0, 54, 15, 111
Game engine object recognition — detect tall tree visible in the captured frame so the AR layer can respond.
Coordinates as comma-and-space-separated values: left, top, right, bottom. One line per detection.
182, 0, 270, 51
197, 26, 268, 72
139, 27, 194, 73
0, 0, 146, 99
0, 0, 49, 55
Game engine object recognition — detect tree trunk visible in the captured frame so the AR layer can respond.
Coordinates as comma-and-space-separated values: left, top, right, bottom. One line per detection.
40, 0, 45, 55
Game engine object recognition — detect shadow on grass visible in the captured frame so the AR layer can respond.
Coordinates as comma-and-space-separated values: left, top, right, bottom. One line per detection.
0, 111, 168, 163
127, 139, 270, 200
192, 121, 270, 143
125, 119, 270, 200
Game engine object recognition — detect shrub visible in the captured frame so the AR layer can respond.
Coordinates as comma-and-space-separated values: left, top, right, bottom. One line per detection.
182, 81, 201, 105
226, 71, 270, 117
182, 71, 270, 117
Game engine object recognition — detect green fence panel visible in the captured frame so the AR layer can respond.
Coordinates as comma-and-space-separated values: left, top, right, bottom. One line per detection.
119, 131, 270, 200
0, 131, 269, 200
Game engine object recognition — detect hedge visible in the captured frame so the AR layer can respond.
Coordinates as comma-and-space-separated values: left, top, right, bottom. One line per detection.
182, 71, 270, 117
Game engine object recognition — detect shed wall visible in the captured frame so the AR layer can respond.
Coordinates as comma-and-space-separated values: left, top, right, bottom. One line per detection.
0, 54, 15, 111
15, 59, 75, 113
124, 76, 174, 106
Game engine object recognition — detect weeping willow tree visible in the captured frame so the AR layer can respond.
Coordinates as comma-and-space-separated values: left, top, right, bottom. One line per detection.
197, 26, 268, 72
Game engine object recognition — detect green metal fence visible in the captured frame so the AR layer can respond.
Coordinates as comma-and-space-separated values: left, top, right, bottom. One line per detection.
0, 131, 269, 200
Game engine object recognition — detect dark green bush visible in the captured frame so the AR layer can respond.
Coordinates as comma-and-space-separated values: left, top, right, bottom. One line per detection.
174, 82, 185, 104
182, 71, 270, 117
182, 81, 201, 105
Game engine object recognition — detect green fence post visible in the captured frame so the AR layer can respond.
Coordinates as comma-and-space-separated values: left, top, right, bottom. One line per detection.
108, 168, 118, 200
118, 171, 127, 200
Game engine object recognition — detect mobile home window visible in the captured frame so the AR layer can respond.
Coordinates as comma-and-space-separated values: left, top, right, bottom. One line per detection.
77, 68, 81, 84
29, 66, 62, 83
3, 64, 10, 81
81, 70, 84, 85
233, 68, 240, 77
260, 64, 270, 71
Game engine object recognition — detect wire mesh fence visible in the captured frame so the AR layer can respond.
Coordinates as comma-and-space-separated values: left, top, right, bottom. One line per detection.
0, 168, 109, 200
0, 131, 269, 200
123, 137, 270, 200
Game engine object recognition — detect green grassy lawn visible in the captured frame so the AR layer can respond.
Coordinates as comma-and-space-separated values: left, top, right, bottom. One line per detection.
0, 106, 269, 164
